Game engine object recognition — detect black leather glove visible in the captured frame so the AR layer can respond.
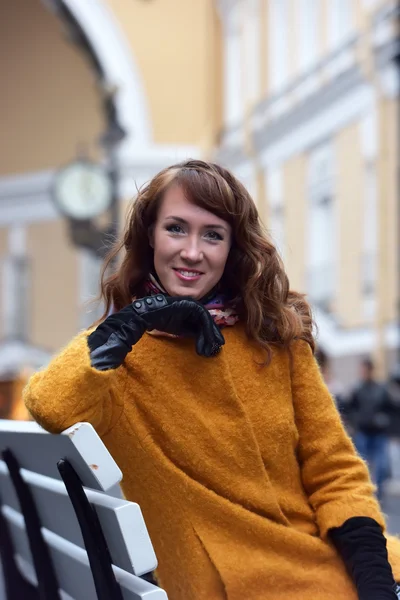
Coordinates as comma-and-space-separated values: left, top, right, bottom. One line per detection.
87, 294, 225, 371
330, 516, 397, 599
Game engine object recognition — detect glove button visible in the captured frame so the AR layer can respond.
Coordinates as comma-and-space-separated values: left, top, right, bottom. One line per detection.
134, 301, 142, 308
146, 298, 153, 305
156, 295, 163, 302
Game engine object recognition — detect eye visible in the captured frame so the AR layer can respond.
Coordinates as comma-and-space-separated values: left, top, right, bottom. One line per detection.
205, 230, 223, 241
166, 224, 184, 234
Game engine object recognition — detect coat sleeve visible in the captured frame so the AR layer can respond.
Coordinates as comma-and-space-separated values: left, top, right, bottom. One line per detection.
290, 339, 386, 539
23, 330, 124, 436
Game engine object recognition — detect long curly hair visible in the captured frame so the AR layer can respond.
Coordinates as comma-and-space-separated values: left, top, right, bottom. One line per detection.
98, 159, 315, 361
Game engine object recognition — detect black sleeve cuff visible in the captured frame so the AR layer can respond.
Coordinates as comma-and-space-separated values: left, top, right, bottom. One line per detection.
329, 516, 397, 599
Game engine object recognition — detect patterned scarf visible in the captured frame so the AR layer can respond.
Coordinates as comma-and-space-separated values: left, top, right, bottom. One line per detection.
144, 273, 239, 329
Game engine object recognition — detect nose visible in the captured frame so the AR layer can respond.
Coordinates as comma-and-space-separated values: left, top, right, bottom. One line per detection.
180, 236, 203, 263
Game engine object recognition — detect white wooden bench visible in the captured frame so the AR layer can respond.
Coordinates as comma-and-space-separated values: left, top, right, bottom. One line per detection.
0, 419, 168, 600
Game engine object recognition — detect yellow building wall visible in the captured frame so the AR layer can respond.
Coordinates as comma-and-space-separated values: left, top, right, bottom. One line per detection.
0, 0, 224, 361
27, 220, 78, 350
106, 0, 221, 150
283, 155, 307, 292
336, 123, 364, 327
376, 97, 398, 323
0, 0, 223, 176
0, 0, 104, 176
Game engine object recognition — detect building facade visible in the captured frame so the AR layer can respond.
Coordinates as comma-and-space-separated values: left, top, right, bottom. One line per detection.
216, 0, 399, 384
0, 0, 398, 410
0, 0, 221, 410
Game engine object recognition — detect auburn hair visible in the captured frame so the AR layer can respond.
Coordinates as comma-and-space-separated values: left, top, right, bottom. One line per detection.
98, 159, 315, 362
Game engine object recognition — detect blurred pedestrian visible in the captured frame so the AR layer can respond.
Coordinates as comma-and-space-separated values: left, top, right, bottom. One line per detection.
349, 358, 393, 501
23, 160, 400, 599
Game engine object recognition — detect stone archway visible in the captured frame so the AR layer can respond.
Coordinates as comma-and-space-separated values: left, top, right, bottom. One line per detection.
61, 0, 152, 160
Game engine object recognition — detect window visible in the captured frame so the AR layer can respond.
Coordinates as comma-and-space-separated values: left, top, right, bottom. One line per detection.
268, 0, 289, 93
297, 0, 319, 72
328, 0, 353, 49
360, 107, 378, 320
223, 4, 243, 127
361, 162, 377, 320
2, 255, 30, 340
2, 225, 30, 341
306, 145, 336, 312
243, 0, 261, 106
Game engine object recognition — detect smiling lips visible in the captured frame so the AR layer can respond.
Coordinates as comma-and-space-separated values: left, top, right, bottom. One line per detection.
173, 268, 203, 282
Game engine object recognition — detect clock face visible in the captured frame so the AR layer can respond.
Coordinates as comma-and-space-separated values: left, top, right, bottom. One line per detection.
53, 161, 113, 220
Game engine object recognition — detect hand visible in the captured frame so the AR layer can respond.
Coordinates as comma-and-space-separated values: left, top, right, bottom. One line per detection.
88, 294, 225, 371
132, 295, 225, 357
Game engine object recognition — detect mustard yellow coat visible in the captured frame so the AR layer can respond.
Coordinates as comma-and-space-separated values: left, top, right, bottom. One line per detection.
24, 325, 400, 600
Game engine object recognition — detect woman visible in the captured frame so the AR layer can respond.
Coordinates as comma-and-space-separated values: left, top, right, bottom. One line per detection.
24, 160, 400, 600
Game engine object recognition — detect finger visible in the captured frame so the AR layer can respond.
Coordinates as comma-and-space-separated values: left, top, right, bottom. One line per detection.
195, 330, 206, 356
211, 322, 225, 346
195, 334, 221, 358
199, 311, 225, 346
195, 321, 216, 357
198, 316, 224, 357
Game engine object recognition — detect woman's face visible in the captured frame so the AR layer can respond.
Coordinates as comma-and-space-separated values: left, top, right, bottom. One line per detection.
152, 184, 232, 300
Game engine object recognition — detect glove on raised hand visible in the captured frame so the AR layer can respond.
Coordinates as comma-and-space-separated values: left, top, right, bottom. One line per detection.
87, 294, 225, 371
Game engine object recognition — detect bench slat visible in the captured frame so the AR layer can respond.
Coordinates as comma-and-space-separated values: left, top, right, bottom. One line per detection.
3, 506, 167, 600
0, 420, 121, 491
0, 461, 157, 576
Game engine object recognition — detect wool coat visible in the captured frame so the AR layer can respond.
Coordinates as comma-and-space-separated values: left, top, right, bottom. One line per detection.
23, 324, 400, 600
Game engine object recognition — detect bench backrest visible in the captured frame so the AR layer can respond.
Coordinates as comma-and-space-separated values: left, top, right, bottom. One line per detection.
0, 419, 168, 599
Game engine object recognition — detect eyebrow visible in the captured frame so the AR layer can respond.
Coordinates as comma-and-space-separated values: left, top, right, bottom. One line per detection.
164, 215, 228, 231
